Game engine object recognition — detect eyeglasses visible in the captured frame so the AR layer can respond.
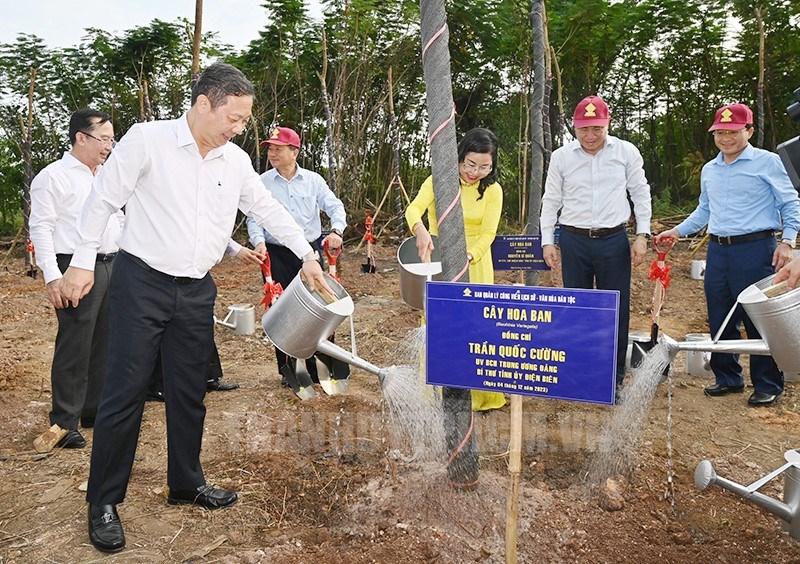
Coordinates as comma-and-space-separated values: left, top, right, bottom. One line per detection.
712, 129, 747, 138
81, 131, 117, 148
460, 161, 493, 174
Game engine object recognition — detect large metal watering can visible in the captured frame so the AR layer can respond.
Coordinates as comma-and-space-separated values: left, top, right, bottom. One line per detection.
262, 272, 390, 392
660, 274, 800, 373
695, 449, 800, 541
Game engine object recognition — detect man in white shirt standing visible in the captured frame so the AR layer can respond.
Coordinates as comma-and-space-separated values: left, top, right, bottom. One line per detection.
540, 95, 652, 399
59, 63, 329, 554
29, 108, 122, 449
247, 126, 347, 387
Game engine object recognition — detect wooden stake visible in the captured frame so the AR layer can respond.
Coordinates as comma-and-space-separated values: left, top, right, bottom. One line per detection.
33, 424, 67, 453
505, 394, 523, 563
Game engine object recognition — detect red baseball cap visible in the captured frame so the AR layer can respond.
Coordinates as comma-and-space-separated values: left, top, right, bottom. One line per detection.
260, 126, 300, 148
708, 103, 753, 132
573, 95, 610, 128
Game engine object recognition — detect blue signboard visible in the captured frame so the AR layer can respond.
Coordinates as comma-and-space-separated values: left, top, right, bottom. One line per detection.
426, 281, 619, 405
491, 235, 549, 271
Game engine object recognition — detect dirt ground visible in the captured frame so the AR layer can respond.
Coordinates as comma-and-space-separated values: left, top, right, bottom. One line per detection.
2, 235, 800, 563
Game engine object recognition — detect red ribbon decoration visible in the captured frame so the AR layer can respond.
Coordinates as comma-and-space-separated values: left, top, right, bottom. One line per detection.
649, 262, 671, 290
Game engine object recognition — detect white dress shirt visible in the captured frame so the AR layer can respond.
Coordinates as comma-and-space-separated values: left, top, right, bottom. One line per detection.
29, 152, 123, 284
540, 135, 652, 246
71, 114, 312, 278
247, 166, 347, 247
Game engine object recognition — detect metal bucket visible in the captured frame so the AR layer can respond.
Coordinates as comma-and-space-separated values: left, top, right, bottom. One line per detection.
397, 236, 444, 310
262, 272, 354, 359
738, 274, 800, 374
691, 260, 706, 280
685, 333, 713, 378
214, 303, 255, 335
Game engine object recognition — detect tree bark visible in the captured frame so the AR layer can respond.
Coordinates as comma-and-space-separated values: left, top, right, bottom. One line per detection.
419, 0, 478, 490
525, 0, 546, 287
192, 0, 203, 82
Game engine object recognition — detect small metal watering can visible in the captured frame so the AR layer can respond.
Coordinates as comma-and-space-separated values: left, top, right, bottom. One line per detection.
214, 303, 255, 335
262, 272, 390, 390
660, 274, 800, 374
695, 449, 800, 541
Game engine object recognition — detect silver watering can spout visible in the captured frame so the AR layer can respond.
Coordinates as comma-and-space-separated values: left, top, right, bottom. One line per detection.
695, 450, 800, 541
660, 333, 771, 361
315, 339, 390, 388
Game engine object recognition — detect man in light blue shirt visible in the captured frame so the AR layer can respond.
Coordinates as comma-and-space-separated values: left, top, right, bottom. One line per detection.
247, 126, 347, 386
657, 103, 800, 407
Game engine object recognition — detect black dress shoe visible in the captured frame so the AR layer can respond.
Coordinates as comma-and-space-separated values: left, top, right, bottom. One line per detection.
145, 390, 165, 402
88, 504, 125, 553
748, 391, 780, 407
168, 484, 238, 509
206, 379, 239, 392
56, 429, 86, 448
704, 384, 745, 397
80, 416, 95, 429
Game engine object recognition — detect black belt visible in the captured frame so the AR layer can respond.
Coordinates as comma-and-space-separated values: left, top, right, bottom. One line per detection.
561, 224, 626, 239
120, 250, 202, 285
56, 253, 116, 262
709, 230, 773, 246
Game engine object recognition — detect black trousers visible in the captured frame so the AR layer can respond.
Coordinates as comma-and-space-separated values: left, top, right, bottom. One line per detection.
265, 242, 322, 377
149, 341, 224, 395
50, 254, 113, 430
86, 251, 216, 505
559, 228, 631, 386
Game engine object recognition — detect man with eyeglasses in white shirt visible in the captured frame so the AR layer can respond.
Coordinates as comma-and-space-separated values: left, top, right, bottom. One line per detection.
540, 95, 652, 402
29, 108, 122, 450
59, 63, 330, 554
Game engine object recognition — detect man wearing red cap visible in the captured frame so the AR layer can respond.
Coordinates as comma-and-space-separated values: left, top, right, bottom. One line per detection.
247, 126, 347, 386
540, 95, 652, 401
656, 103, 800, 407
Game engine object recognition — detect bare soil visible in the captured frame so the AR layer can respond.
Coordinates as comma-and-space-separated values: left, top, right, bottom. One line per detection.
2, 237, 800, 563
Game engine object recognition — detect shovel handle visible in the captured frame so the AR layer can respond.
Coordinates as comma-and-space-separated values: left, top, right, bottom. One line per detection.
323, 240, 342, 265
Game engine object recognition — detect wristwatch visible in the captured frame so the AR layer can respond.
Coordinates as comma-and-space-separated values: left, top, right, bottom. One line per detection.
302, 251, 320, 262
638, 233, 652, 240
781, 238, 796, 249
330, 228, 343, 237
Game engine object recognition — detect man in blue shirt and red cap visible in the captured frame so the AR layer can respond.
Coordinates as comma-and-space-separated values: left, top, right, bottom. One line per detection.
656, 103, 800, 407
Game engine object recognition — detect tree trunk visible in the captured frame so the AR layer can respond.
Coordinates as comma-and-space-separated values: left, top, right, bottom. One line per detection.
318, 29, 338, 194
419, 0, 478, 490
755, 5, 765, 149
22, 68, 37, 277
525, 0, 546, 287
192, 0, 203, 82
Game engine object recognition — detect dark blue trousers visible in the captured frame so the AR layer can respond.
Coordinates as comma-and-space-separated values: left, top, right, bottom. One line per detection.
705, 238, 783, 395
86, 251, 216, 505
559, 228, 630, 386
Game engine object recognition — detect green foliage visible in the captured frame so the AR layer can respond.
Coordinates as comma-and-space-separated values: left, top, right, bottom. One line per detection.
1, 1, 800, 237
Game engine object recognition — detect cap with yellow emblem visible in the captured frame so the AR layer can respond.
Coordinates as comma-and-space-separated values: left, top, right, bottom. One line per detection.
259, 126, 301, 148
708, 103, 753, 132
573, 95, 610, 128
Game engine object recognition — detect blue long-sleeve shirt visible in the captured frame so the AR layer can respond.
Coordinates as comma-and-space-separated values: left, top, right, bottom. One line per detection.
676, 144, 800, 240
247, 165, 347, 246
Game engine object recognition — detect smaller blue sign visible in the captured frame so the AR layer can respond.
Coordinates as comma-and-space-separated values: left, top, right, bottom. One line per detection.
491, 235, 549, 271
426, 281, 619, 405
